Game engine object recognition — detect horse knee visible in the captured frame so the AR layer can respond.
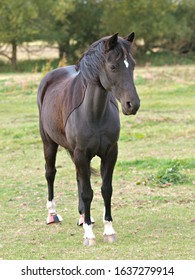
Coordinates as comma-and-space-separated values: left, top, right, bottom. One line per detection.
81, 188, 93, 204
45, 167, 56, 182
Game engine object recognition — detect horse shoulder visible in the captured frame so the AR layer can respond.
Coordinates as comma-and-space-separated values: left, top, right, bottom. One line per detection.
37, 66, 77, 108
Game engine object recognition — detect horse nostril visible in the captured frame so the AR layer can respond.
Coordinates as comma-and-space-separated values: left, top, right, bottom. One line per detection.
127, 102, 132, 109
125, 100, 140, 115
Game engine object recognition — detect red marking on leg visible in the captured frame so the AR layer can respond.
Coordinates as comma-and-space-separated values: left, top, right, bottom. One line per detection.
49, 214, 55, 223
78, 214, 85, 226
47, 213, 61, 224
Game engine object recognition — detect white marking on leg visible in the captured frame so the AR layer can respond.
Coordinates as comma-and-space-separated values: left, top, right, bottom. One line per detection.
78, 214, 95, 226
103, 220, 116, 236
78, 214, 85, 226
46, 200, 63, 223
83, 223, 95, 239
102, 207, 116, 243
103, 207, 116, 235
47, 200, 56, 214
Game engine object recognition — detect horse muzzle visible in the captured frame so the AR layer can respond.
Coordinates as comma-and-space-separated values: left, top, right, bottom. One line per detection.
122, 100, 140, 115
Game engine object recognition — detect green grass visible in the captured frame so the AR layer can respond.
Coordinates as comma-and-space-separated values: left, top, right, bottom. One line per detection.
136, 51, 195, 66
0, 65, 195, 260
0, 58, 60, 73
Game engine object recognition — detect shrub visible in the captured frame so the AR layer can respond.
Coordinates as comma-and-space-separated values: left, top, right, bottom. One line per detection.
148, 162, 188, 187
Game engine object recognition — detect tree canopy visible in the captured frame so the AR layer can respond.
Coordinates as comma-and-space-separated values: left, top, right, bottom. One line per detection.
0, 0, 194, 68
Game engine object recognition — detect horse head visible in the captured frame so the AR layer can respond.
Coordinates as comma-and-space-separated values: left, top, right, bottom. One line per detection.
99, 32, 140, 115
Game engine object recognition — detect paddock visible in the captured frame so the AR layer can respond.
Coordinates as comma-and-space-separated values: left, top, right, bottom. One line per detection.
0, 65, 195, 259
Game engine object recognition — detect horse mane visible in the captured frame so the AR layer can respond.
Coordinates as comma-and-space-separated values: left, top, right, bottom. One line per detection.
75, 36, 131, 84
75, 38, 105, 84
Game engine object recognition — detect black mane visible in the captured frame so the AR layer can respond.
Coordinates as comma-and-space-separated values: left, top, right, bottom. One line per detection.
76, 36, 131, 84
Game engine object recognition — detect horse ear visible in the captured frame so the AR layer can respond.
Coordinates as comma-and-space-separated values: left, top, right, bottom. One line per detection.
105, 33, 118, 52
124, 32, 135, 43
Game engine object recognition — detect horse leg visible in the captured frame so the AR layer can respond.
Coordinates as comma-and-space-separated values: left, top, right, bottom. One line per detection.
74, 148, 95, 246
76, 172, 85, 226
101, 143, 118, 243
77, 171, 95, 226
43, 141, 62, 224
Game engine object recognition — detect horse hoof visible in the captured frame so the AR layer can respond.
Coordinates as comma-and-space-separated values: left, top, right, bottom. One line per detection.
46, 214, 63, 224
83, 238, 96, 246
104, 234, 117, 243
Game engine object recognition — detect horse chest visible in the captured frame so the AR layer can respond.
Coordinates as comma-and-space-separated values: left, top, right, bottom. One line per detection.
88, 126, 119, 154
65, 109, 120, 157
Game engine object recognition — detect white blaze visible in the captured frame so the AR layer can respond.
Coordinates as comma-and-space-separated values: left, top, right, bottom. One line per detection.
124, 58, 129, 68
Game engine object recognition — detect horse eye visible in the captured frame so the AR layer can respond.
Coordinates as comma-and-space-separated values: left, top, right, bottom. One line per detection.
110, 65, 117, 71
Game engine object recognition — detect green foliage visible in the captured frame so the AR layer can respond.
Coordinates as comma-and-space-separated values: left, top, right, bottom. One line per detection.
56, 0, 104, 63
136, 51, 195, 66
0, 58, 60, 73
0, 0, 67, 67
1, 0, 195, 69
0, 0, 38, 43
41, 60, 54, 77
101, 0, 195, 53
148, 162, 188, 187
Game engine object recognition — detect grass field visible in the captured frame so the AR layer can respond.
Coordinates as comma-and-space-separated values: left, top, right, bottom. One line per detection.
0, 65, 195, 260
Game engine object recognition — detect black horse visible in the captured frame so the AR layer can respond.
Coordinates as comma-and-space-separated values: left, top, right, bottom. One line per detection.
37, 33, 140, 246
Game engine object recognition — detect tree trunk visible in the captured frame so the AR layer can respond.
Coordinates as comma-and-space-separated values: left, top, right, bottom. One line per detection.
58, 41, 67, 59
11, 39, 17, 70
58, 40, 76, 65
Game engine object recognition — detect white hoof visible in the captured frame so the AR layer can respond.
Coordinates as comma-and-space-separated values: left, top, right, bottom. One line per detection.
103, 220, 116, 242
104, 233, 117, 243
83, 223, 95, 246
83, 238, 96, 246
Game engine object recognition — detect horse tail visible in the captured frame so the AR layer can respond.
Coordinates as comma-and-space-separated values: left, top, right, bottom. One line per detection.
90, 165, 99, 177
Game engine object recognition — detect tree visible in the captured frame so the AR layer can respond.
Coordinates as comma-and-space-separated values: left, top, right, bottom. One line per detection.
100, 0, 195, 53
0, 0, 38, 69
54, 0, 104, 64
169, 0, 195, 52
0, 0, 65, 69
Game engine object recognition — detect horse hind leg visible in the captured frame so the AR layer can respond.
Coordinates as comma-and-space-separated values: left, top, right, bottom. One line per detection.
43, 141, 62, 224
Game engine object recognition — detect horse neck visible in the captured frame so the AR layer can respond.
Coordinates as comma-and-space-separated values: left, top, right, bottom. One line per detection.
83, 82, 109, 123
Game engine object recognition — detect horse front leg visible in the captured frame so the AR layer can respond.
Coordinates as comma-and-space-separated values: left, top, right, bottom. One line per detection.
76, 172, 85, 226
101, 143, 118, 243
77, 171, 95, 226
74, 148, 96, 246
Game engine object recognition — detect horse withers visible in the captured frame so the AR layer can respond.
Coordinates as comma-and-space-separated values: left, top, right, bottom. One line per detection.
37, 32, 140, 246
